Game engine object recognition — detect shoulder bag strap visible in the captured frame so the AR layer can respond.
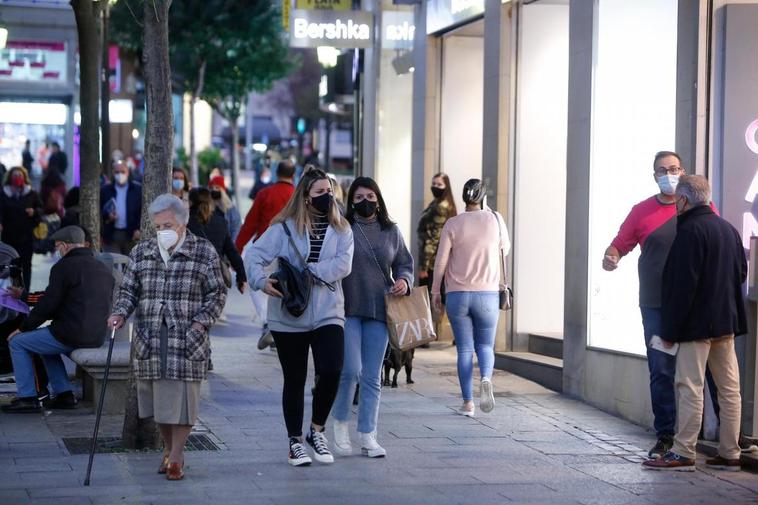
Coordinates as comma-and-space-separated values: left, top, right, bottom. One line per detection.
355, 223, 393, 288
490, 210, 507, 288
281, 221, 335, 292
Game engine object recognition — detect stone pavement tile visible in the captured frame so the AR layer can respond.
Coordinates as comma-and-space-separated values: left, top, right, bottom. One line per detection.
0, 489, 30, 505
29, 497, 93, 505
12, 462, 73, 472
521, 440, 604, 455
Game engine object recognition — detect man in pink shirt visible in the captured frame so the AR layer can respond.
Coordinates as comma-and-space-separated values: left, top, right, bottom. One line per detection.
603, 151, 686, 460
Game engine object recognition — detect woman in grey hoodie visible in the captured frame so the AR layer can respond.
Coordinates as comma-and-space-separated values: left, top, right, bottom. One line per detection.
245, 167, 353, 467
331, 177, 414, 458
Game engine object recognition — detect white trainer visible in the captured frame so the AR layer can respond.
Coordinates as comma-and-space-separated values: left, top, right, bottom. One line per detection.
360, 431, 387, 458
480, 377, 495, 413
333, 420, 352, 456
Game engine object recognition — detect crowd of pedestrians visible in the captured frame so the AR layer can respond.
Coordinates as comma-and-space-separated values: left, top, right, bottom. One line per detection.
0, 149, 753, 479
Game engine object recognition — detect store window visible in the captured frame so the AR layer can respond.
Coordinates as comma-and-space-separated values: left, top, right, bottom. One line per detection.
376, 6, 415, 241
587, 0, 678, 355
512, 0, 569, 342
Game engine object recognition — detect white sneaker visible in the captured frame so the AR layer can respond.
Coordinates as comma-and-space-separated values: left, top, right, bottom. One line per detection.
480, 377, 495, 413
360, 431, 386, 458
333, 420, 352, 456
457, 404, 475, 417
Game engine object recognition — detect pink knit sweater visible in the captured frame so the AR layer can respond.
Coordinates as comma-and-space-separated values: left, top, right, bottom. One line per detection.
431, 209, 511, 295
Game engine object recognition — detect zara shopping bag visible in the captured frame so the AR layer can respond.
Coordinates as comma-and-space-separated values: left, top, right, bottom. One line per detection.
386, 287, 437, 351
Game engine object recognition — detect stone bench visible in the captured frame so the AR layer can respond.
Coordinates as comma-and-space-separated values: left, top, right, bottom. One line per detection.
68, 252, 132, 415
70, 338, 131, 415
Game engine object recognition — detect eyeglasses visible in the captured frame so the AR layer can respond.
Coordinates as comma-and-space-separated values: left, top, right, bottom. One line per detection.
654, 166, 682, 176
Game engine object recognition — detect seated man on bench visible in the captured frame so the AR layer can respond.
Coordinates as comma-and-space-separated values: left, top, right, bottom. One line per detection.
2, 226, 114, 413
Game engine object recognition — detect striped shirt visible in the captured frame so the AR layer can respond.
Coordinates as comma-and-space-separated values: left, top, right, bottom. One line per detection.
308, 217, 329, 262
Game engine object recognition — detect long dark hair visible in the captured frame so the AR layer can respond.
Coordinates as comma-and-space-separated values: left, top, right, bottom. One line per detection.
188, 187, 214, 224
345, 176, 395, 230
433, 172, 457, 216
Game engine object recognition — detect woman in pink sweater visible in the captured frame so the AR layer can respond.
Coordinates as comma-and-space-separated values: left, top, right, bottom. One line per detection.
432, 179, 510, 417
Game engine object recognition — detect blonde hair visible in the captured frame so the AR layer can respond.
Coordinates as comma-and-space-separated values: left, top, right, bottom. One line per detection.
272, 166, 349, 235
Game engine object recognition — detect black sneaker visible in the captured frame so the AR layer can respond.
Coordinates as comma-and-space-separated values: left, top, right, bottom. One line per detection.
739, 435, 758, 454
288, 437, 312, 467
306, 427, 334, 464
42, 391, 78, 410
648, 436, 673, 459
1, 396, 42, 413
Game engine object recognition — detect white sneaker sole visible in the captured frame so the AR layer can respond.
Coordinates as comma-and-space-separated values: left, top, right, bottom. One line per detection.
361, 447, 386, 458
457, 408, 475, 417
480, 380, 495, 413
288, 456, 312, 466
311, 451, 334, 464
642, 465, 695, 472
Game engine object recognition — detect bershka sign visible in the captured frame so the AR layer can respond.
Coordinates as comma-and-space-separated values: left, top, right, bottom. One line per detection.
289, 9, 374, 49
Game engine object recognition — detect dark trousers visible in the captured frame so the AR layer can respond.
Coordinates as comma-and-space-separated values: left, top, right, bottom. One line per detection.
103, 229, 134, 255
641, 307, 677, 438
271, 325, 344, 438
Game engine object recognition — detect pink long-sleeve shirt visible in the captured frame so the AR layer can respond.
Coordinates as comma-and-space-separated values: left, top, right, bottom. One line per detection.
431, 210, 510, 295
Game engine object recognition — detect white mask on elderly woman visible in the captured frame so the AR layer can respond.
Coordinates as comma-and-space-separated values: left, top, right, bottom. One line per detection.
157, 229, 179, 250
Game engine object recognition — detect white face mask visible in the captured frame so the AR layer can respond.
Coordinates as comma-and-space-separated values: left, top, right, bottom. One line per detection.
260, 175, 271, 184
656, 175, 679, 196
114, 173, 128, 185
156, 229, 179, 250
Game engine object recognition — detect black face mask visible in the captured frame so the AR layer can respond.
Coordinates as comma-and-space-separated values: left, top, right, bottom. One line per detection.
309, 193, 333, 215
353, 199, 378, 218
431, 186, 445, 199
210, 190, 222, 200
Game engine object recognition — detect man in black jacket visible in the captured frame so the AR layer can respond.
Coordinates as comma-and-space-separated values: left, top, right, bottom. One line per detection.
2, 226, 114, 413
643, 175, 746, 472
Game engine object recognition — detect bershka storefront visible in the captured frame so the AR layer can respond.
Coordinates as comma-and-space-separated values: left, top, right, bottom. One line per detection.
290, 9, 373, 48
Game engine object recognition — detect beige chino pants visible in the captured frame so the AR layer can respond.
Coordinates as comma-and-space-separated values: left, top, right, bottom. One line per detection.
672, 335, 741, 460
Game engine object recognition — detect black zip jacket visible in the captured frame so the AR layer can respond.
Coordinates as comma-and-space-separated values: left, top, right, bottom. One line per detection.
19, 248, 114, 348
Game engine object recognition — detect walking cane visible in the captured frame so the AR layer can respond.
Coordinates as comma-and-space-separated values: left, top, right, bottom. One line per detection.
84, 324, 117, 486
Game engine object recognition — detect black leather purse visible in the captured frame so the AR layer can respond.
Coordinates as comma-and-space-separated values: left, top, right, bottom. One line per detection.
270, 222, 334, 317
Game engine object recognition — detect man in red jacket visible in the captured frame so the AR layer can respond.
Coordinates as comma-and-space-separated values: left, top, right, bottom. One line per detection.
235, 160, 295, 253
238, 160, 295, 350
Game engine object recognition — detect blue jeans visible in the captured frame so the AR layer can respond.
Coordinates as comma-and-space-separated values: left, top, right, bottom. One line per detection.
640, 307, 676, 438
332, 317, 388, 434
446, 292, 499, 401
9, 327, 74, 398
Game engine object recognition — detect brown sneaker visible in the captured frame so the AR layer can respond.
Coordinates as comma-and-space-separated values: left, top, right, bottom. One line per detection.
642, 451, 695, 472
705, 455, 741, 472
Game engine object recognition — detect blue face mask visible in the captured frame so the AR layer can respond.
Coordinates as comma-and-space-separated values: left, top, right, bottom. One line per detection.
172, 179, 184, 191
657, 175, 679, 196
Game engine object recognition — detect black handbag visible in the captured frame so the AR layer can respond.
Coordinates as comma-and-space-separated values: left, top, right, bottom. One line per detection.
271, 222, 334, 317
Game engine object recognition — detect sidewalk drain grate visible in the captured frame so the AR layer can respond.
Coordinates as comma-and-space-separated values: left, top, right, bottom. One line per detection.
62, 434, 221, 455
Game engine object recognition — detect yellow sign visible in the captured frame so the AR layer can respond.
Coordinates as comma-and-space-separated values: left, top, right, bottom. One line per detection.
296, 0, 351, 10
283, 0, 291, 31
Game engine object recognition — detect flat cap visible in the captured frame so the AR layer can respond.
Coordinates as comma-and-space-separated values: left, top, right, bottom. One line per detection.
49, 225, 86, 244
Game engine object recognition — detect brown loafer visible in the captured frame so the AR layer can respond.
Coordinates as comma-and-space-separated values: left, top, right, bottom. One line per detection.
158, 455, 169, 474
166, 461, 184, 481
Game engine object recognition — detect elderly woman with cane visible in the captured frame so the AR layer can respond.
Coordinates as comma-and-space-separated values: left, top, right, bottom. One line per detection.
108, 194, 227, 481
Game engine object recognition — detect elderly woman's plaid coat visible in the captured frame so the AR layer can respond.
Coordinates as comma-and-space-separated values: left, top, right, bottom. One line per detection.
113, 233, 227, 381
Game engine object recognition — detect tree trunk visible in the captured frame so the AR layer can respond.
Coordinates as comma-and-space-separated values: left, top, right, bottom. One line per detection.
70, 0, 102, 249
139, 0, 173, 233
100, 2, 110, 178
123, 0, 173, 451
230, 117, 242, 209
189, 61, 206, 187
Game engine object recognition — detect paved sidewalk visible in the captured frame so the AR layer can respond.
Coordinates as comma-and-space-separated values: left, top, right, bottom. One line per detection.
2, 288, 758, 505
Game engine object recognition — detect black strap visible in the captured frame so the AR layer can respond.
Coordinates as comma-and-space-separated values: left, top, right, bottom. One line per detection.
281, 222, 336, 292
355, 223, 393, 288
